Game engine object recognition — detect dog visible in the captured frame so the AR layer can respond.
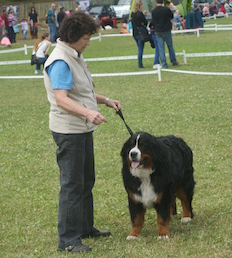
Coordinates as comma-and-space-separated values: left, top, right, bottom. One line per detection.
120, 132, 195, 239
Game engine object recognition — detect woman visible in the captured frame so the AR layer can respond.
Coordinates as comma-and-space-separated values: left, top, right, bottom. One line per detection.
7, 9, 17, 43
28, 7, 39, 39
33, 32, 51, 74
44, 11, 121, 253
131, 0, 148, 68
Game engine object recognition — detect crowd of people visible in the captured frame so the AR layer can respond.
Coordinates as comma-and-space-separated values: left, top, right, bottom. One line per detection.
192, 0, 232, 17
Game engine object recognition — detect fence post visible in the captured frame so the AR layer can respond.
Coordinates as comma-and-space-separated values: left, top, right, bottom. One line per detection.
183, 50, 187, 64
24, 44, 28, 55
158, 66, 161, 82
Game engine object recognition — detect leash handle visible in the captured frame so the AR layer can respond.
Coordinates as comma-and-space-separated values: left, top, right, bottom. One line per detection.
117, 109, 133, 136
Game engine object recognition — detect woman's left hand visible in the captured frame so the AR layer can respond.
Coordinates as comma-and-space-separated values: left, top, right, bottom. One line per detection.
106, 99, 121, 113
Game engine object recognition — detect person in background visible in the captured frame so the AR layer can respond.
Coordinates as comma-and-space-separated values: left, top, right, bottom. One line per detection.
229, 0, 232, 8
54, 6, 59, 41
44, 11, 121, 254
131, 0, 148, 68
1, 32, 11, 47
219, 3, 226, 14
192, 3, 201, 12
209, 2, 218, 16
57, 6, 66, 28
173, 9, 185, 29
0, 12, 3, 41
149, 21, 160, 69
152, 0, 179, 69
18, 18, 28, 39
1, 9, 9, 39
225, 0, 232, 13
28, 6, 39, 39
33, 32, 51, 74
202, 4, 210, 17
165, 0, 177, 13
7, 8, 17, 43
47, 3, 57, 43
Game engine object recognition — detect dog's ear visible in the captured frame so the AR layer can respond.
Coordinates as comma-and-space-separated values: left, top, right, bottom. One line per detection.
120, 136, 132, 158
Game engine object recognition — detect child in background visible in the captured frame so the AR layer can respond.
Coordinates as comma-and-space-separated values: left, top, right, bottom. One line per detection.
18, 19, 28, 39
1, 30, 11, 47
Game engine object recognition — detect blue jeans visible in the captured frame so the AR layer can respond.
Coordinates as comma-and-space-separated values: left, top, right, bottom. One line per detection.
36, 56, 48, 72
49, 22, 56, 43
156, 32, 178, 68
52, 132, 95, 249
22, 30, 27, 39
134, 34, 145, 68
151, 34, 160, 65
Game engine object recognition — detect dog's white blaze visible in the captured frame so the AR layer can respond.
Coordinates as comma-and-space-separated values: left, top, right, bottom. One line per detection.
129, 134, 141, 161
133, 169, 158, 209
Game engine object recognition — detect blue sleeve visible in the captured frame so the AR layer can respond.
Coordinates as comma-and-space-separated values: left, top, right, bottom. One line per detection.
47, 60, 73, 90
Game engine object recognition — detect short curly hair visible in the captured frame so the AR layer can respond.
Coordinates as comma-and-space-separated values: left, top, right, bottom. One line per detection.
59, 11, 100, 43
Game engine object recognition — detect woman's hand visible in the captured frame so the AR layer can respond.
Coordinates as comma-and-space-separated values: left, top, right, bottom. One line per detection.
86, 109, 107, 125
106, 98, 121, 113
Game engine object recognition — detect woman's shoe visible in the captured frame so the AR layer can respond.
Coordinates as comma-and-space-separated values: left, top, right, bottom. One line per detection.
57, 243, 92, 253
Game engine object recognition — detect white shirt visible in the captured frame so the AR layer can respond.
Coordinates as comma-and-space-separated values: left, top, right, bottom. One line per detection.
36, 41, 48, 58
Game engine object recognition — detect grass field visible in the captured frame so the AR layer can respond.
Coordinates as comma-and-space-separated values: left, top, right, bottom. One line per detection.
0, 17, 232, 257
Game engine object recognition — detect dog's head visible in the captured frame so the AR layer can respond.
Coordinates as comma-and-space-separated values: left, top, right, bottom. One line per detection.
121, 132, 158, 177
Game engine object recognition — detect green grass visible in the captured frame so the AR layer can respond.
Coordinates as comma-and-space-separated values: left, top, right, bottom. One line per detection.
0, 17, 232, 257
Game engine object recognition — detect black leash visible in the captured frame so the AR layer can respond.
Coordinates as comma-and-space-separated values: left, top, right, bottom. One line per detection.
117, 109, 133, 136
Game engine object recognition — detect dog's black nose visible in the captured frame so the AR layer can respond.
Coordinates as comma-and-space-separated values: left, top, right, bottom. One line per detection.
130, 151, 138, 160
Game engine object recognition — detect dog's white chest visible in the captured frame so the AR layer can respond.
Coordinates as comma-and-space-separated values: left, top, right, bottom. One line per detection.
134, 176, 157, 209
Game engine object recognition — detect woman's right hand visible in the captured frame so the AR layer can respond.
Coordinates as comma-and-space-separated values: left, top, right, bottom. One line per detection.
86, 110, 107, 125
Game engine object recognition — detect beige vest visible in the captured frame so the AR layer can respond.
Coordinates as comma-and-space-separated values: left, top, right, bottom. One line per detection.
44, 39, 97, 134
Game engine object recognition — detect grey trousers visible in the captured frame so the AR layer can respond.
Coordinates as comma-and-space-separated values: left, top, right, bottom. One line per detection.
52, 131, 95, 249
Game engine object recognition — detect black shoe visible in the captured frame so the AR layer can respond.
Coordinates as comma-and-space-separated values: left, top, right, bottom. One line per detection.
81, 227, 111, 239
173, 62, 179, 66
139, 66, 145, 69
57, 243, 92, 253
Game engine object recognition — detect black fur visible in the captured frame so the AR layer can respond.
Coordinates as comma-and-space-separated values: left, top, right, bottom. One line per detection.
120, 132, 196, 238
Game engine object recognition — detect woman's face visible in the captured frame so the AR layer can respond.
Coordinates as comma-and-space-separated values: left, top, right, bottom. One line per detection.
69, 34, 92, 54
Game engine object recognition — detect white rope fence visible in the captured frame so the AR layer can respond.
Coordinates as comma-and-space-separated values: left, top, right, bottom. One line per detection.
1, 50, 232, 66
0, 69, 162, 81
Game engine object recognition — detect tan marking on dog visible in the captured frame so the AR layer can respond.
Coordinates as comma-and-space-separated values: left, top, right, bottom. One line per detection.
127, 190, 138, 204
154, 192, 163, 205
176, 187, 191, 218
127, 209, 146, 239
157, 213, 170, 238
141, 153, 153, 169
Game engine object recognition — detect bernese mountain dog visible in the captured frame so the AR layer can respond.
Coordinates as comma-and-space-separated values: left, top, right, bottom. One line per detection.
120, 132, 195, 239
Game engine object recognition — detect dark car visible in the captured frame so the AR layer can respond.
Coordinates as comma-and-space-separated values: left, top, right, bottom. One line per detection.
87, 4, 117, 29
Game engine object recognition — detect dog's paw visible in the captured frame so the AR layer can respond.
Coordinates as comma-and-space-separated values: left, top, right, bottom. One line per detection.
158, 235, 169, 240
126, 235, 137, 240
181, 217, 192, 223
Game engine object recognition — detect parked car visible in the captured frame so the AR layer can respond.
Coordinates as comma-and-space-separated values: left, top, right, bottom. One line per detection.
112, 0, 132, 20
87, 4, 117, 29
